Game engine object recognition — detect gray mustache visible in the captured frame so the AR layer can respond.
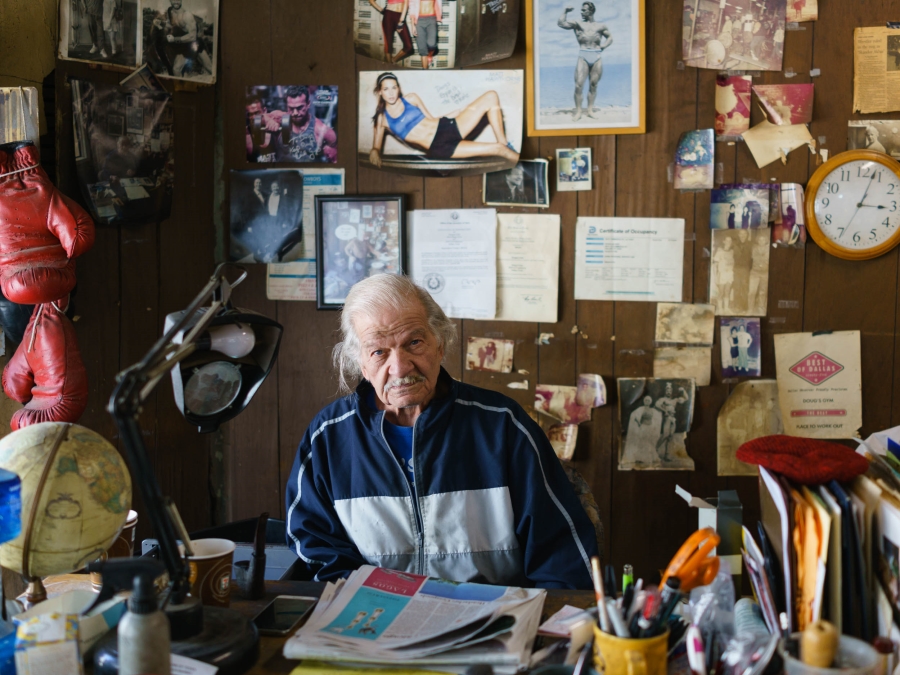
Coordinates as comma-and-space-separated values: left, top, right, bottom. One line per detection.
383, 375, 425, 394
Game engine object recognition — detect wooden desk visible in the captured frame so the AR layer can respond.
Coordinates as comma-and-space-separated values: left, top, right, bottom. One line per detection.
232, 581, 594, 675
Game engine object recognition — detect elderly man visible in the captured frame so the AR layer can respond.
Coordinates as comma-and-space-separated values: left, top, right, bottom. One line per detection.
286, 274, 597, 588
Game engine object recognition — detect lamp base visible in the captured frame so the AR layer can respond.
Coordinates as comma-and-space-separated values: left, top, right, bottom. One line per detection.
94, 606, 259, 675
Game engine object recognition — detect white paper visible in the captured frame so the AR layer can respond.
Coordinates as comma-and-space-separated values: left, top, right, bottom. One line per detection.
171, 654, 219, 674
408, 209, 497, 320
574, 218, 685, 302
266, 169, 345, 301
495, 214, 560, 323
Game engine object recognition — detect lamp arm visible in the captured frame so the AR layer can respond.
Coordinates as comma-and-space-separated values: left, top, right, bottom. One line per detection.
107, 263, 247, 604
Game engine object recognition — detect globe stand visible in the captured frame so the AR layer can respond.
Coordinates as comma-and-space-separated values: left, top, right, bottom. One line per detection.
22, 577, 46, 609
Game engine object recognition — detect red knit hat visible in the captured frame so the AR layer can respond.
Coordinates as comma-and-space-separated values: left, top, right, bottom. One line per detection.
736, 435, 869, 484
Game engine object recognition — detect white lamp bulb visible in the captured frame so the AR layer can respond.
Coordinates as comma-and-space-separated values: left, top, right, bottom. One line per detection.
206, 323, 255, 359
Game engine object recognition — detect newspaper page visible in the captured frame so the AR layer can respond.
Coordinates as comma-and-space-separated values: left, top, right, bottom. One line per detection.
284, 566, 545, 668
853, 27, 900, 113
266, 169, 345, 301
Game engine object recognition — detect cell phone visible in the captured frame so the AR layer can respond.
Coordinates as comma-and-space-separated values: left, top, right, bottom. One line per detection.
252, 595, 318, 636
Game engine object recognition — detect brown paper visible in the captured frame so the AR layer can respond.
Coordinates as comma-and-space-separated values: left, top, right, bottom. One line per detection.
853, 27, 900, 114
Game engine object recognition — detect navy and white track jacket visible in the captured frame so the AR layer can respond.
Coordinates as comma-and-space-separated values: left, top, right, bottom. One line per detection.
285, 369, 598, 589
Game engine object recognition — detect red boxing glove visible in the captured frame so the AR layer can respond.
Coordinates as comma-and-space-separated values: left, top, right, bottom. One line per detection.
2, 299, 88, 430
0, 141, 95, 305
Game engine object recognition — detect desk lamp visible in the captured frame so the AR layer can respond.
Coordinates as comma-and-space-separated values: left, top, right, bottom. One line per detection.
94, 263, 283, 675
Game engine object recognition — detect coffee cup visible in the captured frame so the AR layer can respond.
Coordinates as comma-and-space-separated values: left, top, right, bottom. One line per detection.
183, 538, 235, 607
593, 626, 669, 675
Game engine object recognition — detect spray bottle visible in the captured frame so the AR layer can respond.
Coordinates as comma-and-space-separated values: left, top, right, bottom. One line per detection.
118, 574, 171, 675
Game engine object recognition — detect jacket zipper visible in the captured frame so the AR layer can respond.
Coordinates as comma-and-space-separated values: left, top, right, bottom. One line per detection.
379, 413, 425, 574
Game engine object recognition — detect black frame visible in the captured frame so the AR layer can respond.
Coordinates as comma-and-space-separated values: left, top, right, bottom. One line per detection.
315, 194, 407, 310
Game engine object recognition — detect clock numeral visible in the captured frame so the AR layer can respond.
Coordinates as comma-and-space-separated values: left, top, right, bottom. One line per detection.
840, 169, 850, 181
877, 171, 883, 183
823, 214, 832, 226
871, 229, 878, 240
825, 183, 840, 194
821, 198, 830, 207
858, 166, 870, 178
884, 217, 892, 227
889, 184, 897, 195
891, 201, 897, 212
853, 232, 861, 243
837, 227, 845, 238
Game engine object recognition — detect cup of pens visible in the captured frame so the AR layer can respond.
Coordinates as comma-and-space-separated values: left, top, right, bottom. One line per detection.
592, 627, 669, 675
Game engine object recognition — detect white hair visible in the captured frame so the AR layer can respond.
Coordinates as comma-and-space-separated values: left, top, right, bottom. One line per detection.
332, 274, 457, 395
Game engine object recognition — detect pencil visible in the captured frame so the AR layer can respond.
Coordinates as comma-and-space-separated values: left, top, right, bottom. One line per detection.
591, 556, 611, 633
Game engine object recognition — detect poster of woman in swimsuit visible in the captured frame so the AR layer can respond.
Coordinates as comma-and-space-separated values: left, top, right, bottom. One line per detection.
358, 70, 523, 177
525, 0, 645, 136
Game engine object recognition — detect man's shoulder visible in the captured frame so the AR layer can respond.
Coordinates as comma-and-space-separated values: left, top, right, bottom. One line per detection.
305, 395, 359, 438
452, 380, 529, 419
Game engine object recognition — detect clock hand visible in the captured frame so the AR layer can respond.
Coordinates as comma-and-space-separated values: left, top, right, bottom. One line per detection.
843, 171, 878, 237
856, 204, 887, 208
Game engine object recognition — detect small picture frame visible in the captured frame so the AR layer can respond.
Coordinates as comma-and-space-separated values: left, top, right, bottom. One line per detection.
555, 148, 592, 192
483, 159, 550, 208
316, 194, 407, 310
107, 113, 125, 137
126, 106, 144, 134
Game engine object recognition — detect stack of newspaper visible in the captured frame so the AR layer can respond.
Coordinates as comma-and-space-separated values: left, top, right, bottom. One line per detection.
283, 565, 546, 671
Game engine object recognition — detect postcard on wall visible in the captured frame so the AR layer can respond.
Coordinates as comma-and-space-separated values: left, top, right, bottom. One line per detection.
848, 120, 900, 159
717, 380, 783, 476
774, 331, 862, 439
408, 209, 497, 319
535, 384, 591, 425
752, 84, 814, 126
555, 148, 592, 192
715, 75, 751, 140
674, 129, 714, 190
526, 0, 645, 136
853, 27, 900, 113
618, 378, 695, 471
266, 169, 345, 302
357, 70, 523, 177
496, 214, 560, 323
59, 0, 139, 68
720, 317, 761, 377
574, 218, 684, 302
709, 185, 771, 229
709, 228, 770, 317
655, 303, 715, 345
773, 183, 806, 249
653, 347, 712, 387
466, 337, 515, 373
786, 0, 816, 22
139, 0, 219, 84
245, 86, 338, 164
483, 160, 550, 208
682, 0, 785, 71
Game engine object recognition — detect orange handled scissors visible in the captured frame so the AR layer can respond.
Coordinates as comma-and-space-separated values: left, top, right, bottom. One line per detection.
659, 527, 721, 593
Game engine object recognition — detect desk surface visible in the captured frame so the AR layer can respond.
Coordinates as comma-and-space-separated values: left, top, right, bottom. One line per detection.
235, 580, 595, 675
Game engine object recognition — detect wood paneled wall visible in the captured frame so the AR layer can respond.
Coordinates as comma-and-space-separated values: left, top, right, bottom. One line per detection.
52, 0, 900, 580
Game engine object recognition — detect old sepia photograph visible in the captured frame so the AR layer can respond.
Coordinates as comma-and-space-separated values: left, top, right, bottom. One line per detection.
618, 378, 695, 471
655, 302, 715, 345
710, 228, 770, 316
720, 317, 761, 377
245, 86, 339, 164
848, 120, 900, 160
483, 159, 550, 208
682, 0, 786, 71
717, 379, 782, 476
140, 0, 218, 84
465, 337, 515, 373
230, 170, 304, 264
59, 0, 140, 67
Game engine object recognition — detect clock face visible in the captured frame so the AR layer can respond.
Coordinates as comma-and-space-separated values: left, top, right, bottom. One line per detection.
813, 159, 900, 250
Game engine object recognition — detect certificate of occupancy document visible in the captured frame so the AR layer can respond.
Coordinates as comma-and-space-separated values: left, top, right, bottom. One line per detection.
574, 217, 684, 302
774, 331, 862, 439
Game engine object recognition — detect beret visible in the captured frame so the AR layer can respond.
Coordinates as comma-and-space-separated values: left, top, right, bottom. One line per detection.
736, 435, 869, 484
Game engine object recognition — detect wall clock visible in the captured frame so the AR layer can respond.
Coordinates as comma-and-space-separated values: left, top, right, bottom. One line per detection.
805, 149, 900, 260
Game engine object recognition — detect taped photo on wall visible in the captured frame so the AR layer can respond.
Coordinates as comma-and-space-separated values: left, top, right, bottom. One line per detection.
140, 0, 219, 84
618, 378, 695, 471
719, 317, 761, 377
245, 86, 338, 164
555, 148, 592, 192
682, 0, 785, 72
59, 0, 139, 67
483, 159, 549, 208
230, 170, 304, 264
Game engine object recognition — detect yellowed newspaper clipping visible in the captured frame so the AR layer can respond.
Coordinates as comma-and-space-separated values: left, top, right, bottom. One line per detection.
853, 27, 900, 113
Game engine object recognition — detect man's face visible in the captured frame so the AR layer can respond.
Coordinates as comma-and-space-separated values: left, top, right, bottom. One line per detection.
356, 300, 444, 413
866, 127, 878, 143
247, 101, 264, 117
270, 181, 279, 193
581, 3, 593, 20
738, 229, 749, 243
506, 167, 524, 190
643, 396, 652, 406
170, 0, 182, 8
287, 95, 310, 125
665, 384, 673, 396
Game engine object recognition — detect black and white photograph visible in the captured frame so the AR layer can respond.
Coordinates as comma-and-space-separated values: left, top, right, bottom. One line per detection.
618, 378, 695, 471
70, 72, 174, 226
682, 0, 786, 71
483, 159, 549, 208
848, 120, 900, 160
710, 228, 770, 316
245, 86, 339, 164
229, 170, 305, 264
555, 147, 592, 192
140, 0, 219, 84
59, 0, 140, 67
316, 195, 406, 309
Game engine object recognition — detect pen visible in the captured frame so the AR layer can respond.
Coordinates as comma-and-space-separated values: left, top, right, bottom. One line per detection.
604, 564, 618, 599
637, 588, 661, 638
621, 582, 634, 616
605, 598, 630, 638
591, 556, 612, 633
622, 563, 634, 591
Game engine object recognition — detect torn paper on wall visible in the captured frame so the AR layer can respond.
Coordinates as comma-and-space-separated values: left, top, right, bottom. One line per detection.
548, 424, 578, 460
535, 384, 591, 424
575, 374, 606, 408
655, 303, 715, 344
853, 27, 900, 113
752, 84, 814, 125
618, 378, 695, 471
741, 119, 814, 168
653, 346, 712, 387
717, 380, 783, 476
715, 75, 751, 141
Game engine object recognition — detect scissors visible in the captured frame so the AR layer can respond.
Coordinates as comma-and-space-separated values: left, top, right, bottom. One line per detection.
659, 527, 721, 592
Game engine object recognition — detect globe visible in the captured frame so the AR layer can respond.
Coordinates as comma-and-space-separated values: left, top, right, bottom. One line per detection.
0, 422, 132, 578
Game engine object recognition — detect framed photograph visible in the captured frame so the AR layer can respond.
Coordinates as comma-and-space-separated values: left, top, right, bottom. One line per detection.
126, 106, 144, 134
555, 148, 592, 191
107, 113, 125, 137
483, 159, 549, 208
525, 0, 645, 136
316, 194, 406, 310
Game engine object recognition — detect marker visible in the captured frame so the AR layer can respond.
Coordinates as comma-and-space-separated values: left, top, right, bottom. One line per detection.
686, 625, 707, 675
606, 598, 630, 638
622, 563, 634, 590
591, 556, 611, 633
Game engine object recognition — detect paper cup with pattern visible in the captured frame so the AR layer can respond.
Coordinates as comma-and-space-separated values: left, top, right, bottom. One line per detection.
184, 538, 235, 607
